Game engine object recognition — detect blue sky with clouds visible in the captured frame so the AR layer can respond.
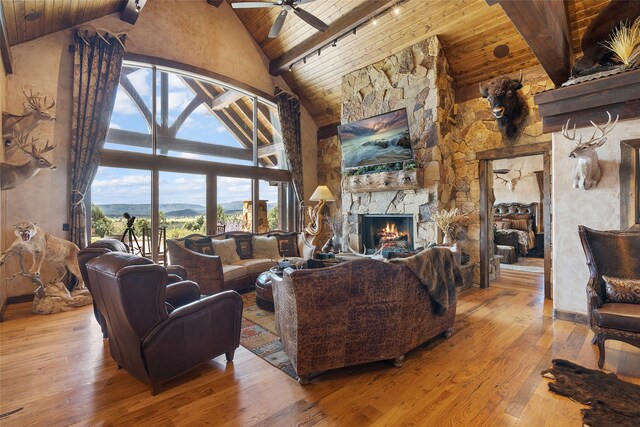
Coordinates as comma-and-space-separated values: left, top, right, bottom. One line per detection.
92, 67, 279, 207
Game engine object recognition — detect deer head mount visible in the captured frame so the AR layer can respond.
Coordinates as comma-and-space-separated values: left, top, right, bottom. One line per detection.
494, 166, 524, 192
1, 131, 57, 190
562, 111, 619, 190
2, 84, 56, 142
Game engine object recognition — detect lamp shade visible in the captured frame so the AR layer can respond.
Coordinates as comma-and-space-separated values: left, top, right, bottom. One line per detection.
309, 185, 335, 202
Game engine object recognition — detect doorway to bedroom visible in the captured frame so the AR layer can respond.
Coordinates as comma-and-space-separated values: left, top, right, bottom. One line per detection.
478, 143, 552, 299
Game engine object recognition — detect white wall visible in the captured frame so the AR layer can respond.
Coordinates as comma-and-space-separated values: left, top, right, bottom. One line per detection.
552, 118, 640, 315
493, 155, 543, 205
2, 1, 317, 297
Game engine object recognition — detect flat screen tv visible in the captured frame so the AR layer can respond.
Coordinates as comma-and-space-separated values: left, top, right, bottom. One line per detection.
338, 109, 413, 170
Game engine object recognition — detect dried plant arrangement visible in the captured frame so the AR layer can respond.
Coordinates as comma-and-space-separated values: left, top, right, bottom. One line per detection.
600, 17, 640, 68
431, 207, 467, 244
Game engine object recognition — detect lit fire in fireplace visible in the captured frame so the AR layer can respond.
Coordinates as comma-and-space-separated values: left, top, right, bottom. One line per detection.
377, 222, 410, 248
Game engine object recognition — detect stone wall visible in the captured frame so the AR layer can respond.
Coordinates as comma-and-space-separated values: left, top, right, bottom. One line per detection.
338, 37, 456, 251
445, 73, 554, 282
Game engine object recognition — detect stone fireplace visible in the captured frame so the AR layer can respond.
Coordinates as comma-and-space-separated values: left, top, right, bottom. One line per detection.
361, 214, 414, 254
339, 37, 456, 253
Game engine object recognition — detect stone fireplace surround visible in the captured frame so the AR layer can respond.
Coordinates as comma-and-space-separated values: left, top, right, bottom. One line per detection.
339, 37, 455, 253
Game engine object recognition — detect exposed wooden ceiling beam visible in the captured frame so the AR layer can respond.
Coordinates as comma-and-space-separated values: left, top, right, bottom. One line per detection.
120, 0, 147, 25
496, 0, 572, 87
210, 90, 246, 111
269, 0, 396, 76
0, 1, 13, 74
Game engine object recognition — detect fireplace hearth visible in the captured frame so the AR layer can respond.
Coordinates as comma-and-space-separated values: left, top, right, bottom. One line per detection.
361, 214, 414, 255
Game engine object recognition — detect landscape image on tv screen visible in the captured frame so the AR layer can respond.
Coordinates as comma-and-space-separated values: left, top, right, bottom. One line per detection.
338, 109, 413, 170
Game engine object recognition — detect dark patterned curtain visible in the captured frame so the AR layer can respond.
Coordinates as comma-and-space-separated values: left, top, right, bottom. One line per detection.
70, 30, 126, 248
275, 86, 304, 231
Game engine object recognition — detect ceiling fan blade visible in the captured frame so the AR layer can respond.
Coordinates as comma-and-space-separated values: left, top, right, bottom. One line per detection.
231, 2, 280, 9
269, 10, 288, 38
293, 6, 328, 32
295, 0, 317, 4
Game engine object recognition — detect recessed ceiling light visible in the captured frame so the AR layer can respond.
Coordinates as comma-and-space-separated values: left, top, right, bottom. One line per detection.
24, 10, 43, 21
493, 44, 510, 58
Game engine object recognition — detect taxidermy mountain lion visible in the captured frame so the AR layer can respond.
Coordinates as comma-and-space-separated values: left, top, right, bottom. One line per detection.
0, 222, 84, 290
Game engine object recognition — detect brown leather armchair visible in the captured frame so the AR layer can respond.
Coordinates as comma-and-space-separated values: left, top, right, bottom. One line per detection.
86, 252, 243, 394
78, 239, 192, 338
578, 225, 640, 368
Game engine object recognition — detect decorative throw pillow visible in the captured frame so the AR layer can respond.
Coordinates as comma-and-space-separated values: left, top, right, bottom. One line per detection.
231, 235, 253, 259
184, 237, 214, 255
510, 219, 529, 231
603, 276, 640, 304
269, 232, 300, 257
211, 238, 241, 265
252, 236, 281, 259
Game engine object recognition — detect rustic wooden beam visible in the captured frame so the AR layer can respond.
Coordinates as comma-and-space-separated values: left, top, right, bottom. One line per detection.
105, 128, 253, 161
0, 1, 13, 74
211, 90, 246, 111
497, 0, 572, 87
100, 149, 291, 181
534, 68, 640, 132
269, 0, 395, 76
317, 122, 340, 140
120, 0, 146, 25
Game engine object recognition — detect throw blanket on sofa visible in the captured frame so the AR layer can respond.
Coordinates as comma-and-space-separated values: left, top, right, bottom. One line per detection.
389, 248, 463, 315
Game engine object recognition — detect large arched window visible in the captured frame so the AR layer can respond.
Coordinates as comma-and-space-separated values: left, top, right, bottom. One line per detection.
90, 60, 294, 263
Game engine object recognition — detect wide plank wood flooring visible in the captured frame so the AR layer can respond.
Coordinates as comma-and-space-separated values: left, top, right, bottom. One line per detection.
1, 272, 638, 426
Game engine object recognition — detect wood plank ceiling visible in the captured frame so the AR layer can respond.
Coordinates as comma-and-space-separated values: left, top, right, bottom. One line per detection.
1, 0, 121, 46
232, 0, 610, 127
1, 0, 610, 128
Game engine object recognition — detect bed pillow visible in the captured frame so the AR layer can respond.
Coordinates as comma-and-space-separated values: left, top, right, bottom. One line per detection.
211, 238, 241, 264
510, 219, 529, 232
603, 275, 640, 304
495, 220, 512, 230
252, 236, 281, 259
184, 236, 214, 255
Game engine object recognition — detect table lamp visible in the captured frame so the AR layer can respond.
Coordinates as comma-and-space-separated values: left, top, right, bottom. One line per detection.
304, 185, 335, 248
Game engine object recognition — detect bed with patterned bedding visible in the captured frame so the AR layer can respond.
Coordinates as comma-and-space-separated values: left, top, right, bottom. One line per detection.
493, 202, 538, 256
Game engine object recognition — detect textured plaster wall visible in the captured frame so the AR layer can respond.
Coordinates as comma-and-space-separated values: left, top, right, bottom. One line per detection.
552, 119, 640, 316
493, 155, 543, 205
2, 2, 317, 297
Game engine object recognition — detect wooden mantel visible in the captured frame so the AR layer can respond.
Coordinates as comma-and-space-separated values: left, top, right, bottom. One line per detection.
534, 68, 640, 133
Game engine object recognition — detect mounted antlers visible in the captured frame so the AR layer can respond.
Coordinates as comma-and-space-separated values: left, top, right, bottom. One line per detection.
1, 131, 57, 191
562, 111, 619, 190
2, 84, 56, 141
495, 166, 523, 192
22, 83, 55, 113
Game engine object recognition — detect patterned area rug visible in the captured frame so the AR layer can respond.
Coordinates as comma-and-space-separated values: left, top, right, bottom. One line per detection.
240, 293, 297, 380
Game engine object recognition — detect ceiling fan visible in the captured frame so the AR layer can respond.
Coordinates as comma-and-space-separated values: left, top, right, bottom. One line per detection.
231, 0, 329, 38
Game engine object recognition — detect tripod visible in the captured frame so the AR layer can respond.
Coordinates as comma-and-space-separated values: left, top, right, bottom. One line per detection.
120, 213, 142, 255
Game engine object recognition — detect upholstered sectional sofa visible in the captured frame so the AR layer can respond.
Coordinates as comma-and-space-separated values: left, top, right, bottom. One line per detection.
270, 255, 458, 383
166, 230, 315, 295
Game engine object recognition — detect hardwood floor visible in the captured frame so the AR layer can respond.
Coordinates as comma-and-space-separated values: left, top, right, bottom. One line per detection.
1, 272, 638, 426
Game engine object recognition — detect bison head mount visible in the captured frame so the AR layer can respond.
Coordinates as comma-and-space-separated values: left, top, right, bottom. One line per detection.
480, 73, 526, 139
